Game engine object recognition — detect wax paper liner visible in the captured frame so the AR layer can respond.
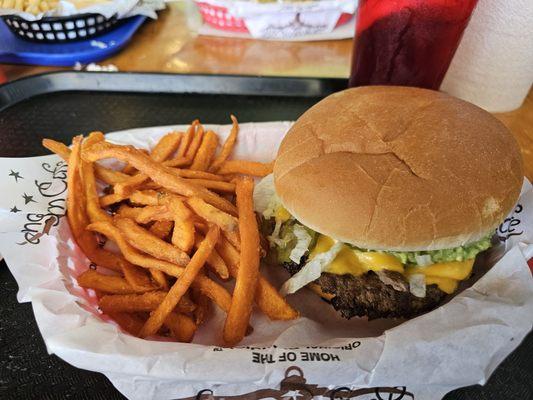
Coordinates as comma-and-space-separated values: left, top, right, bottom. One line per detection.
0, 0, 164, 20
0, 122, 531, 400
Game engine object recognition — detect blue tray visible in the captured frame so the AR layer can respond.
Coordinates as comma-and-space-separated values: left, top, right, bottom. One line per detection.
0, 16, 146, 67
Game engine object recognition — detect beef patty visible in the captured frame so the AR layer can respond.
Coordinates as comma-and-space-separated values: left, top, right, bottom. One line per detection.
283, 259, 447, 319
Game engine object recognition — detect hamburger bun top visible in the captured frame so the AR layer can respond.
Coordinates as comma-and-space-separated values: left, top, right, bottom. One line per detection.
273, 86, 523, 251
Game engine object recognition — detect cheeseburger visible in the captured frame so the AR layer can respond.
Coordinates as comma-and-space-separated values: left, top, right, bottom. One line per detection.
254, 86, 523, 319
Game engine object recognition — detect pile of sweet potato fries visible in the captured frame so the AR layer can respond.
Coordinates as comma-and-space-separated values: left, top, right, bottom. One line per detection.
43, 117, 297, 345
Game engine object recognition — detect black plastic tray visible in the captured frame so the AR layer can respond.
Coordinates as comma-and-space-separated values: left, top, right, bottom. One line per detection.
0, 72, 531, 400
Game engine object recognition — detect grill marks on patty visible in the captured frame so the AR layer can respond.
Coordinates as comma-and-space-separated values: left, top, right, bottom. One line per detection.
283, 259, 447, 319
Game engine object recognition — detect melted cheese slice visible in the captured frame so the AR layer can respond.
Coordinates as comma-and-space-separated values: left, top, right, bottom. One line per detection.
406, 259, 474, 281
309, 235, 404, 276
424, 276, 459, 294
309, 234, 475, 294
274, 206, 292, 223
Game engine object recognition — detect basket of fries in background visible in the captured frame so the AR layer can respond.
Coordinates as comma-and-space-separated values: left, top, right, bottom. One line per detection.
0, 0, 161, 43
42, 117, 298, 344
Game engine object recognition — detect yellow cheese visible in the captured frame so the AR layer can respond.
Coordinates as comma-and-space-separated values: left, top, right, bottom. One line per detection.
424, 276, 459, 294
310, 235, 404, 276
274, 206, 291, 223
406, 259, 474, 281
308, 234, 473, 294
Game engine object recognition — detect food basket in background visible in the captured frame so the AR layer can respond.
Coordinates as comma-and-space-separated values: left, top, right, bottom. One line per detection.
0, 0, 163, 43
2, 13, 121, 43
196, 1, 353, 33
194, 0, 357, 38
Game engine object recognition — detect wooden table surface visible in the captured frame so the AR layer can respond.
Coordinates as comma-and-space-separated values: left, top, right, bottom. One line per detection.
1, 1, 532, 179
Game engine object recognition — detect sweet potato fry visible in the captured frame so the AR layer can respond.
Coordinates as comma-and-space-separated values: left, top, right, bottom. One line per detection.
151, 132, 182, 162
150, 270, 168, 290
117, 204, 142, 220
172, 218, 195, 253
158, 194, 191, 219
77, 270, 150, 294
94, 167, 130, 185
136, 206, 173, 224
184, 124, 205, 161
82, 141, 237, 215
165, 312, 197, 342
121, 263, 155, 292
223, 177, 260, 344
99, 193, 127, 208
195, 234, 229, 280
161, 157, 189, 168
176, 120, 197, 157
216, 237, 298, 320
170, 169, 225, 181
209, 115, 239, 172
137, 206, 172, 224
159, 195, 195, 252
186, 197, 238, 233
217, 160, 274, 177
122, 165, 137, 175
186, 197, 240, 249
117, 204, 173, 224
42, 138, 70, 160
129, 190, 161, 206
67, 137, 127, 273
99, 292, 195, 314
184, 179, 235, 193
193, 275, 232, 313
114, 173, 150, 197
139, 181, 162, 191
190, 130, 219, 171
139, 225, 219, 337
107, 312, 145, 336
115, 217, 190, 266
81, 135, 112, 224
86, 131, 105, 143
148, 220, 173, 240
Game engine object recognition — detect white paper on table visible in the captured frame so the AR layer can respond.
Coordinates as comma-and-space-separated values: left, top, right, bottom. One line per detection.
0, 0, 165, 20
0, 121, 532, 400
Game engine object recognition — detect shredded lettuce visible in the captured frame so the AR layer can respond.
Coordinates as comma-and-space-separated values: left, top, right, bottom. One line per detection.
409, 274, 426, 298
281, 242, 344, 295
253, 173, 281, 218
289, 224, 312, 264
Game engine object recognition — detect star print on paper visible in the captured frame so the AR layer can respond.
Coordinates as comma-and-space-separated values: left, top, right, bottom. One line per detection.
281, 390, 303, 400
22, 193, 36, 204
10, 206, 21, 213
9, 170, 23, 182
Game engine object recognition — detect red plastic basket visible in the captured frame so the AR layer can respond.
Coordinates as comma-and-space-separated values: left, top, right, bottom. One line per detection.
196, 1, 353, 33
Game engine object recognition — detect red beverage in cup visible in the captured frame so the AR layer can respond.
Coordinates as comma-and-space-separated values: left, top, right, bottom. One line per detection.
349, 0, 478, 89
